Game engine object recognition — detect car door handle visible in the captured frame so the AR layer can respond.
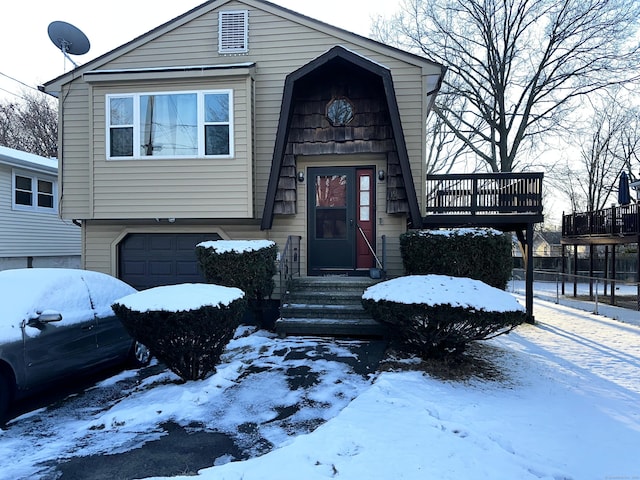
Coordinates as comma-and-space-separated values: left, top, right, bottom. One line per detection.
81, 325, 95, 331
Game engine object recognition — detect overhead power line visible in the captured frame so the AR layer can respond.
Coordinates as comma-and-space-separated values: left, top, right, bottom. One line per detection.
0, 71, 44, 96
0, 86, 27, 101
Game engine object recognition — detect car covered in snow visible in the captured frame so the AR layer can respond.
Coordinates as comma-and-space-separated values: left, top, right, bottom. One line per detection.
0, 268, 150, 422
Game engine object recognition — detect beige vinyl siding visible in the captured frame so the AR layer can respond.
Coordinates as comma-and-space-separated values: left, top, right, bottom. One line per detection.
0, 165, 81, 257
89, 76, 251, 219
72, 1, 436, 219
60, 82, 92, 218
83, 221, 266, 276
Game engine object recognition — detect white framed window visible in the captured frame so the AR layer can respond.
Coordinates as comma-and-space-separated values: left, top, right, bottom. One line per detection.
12, 170, 57, 213
106, 90, 233, 160
219, 10, 248, 54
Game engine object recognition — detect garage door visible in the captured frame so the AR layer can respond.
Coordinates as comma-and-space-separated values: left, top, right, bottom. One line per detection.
118, 233, 222, 290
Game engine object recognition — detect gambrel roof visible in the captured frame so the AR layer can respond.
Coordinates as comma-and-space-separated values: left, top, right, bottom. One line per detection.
261, 45, 428, 229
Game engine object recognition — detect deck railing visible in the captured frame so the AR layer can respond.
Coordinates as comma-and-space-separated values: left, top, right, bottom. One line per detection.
425, 172, 544, 215
562, 203, 640, 237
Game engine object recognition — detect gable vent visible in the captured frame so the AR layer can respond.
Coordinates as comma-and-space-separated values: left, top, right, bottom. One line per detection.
219, 10, 248, 54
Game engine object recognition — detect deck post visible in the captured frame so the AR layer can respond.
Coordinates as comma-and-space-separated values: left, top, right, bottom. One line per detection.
589, 245, 594, 300
525, 223, 534, 322
611, 245, 616, 305
573, 245, 578, 297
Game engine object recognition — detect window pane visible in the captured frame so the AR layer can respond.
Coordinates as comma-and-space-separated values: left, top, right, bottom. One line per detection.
360, 206, 370, 221
360, 175, 370, 190
111, 127, 133, 157
360, 191, 370, 206
140, 94, 197, 156
38, 180, 53, 195
38, 193, 54, 208
316, 209, 347, 239
316, 175, 347, 207
205, 93, 229, 122
15, 190, 32, 206
205, 125, 230, 155
16, 175, 31, 191
37, 180, 54, 208
110, 97, 133, 125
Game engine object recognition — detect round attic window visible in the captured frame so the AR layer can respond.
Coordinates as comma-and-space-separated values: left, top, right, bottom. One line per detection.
326, 97, 354, 126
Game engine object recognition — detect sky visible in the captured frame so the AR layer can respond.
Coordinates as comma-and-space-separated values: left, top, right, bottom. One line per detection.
1, 273, 639, 479
0, 0, 399, 101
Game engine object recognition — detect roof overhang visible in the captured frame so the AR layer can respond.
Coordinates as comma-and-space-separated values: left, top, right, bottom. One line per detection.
0, 146, 57, 175
261, 45, 430, 230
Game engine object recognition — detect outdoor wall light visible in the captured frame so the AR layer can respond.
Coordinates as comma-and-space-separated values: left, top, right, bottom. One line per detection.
378, 169, 385, 181
298, 171, 305, 182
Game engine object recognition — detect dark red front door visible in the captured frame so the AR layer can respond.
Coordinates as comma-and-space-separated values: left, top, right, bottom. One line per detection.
356, 169, 375, 269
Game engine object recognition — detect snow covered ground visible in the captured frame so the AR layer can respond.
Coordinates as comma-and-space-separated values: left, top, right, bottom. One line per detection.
150, 295, 640, 480
1, 286, 639, 479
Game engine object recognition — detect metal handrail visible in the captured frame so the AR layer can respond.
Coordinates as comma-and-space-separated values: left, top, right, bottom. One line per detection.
278, 235, 301, 306
356, 223, 384, 270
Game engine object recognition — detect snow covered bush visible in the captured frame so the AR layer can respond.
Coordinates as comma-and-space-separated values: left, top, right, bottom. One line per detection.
362, 275, 526, 358
196, 240, 277, 328
113, 284, 246, 381
400, 229, 512, 289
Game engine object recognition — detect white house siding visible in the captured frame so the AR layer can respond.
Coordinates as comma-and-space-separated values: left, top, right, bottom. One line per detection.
0, 163, 81, 270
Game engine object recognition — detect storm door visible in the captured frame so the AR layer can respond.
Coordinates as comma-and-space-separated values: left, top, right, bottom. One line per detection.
307, 166, 375, 275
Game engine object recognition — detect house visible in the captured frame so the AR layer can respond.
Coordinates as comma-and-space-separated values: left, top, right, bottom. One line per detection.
0, 145, 80, 270
512, 231, 562, 258
41, 0, 446, 290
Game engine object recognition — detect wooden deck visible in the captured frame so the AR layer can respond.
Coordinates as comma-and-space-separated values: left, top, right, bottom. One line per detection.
562, 203, 640, 245
423, 173, 544, 229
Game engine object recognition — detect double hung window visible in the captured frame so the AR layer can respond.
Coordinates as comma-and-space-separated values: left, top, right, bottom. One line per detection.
12, 171, 56, 213
107, 90, 233, 159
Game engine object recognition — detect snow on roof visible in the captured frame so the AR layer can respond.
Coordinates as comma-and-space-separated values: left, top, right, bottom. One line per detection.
363, 275, 524, 313
0, 145, 57, 173
115, 284, 245, 313
197, 240, 276, 254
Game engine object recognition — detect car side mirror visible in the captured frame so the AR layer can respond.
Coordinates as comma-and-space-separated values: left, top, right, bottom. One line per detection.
27, 312, 63, 327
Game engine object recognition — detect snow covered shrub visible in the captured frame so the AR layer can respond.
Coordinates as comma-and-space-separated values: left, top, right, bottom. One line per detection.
362, 275, 525, 358
399, 229, 512, 289
196, 240, 277, 328
113, 284, 246, 381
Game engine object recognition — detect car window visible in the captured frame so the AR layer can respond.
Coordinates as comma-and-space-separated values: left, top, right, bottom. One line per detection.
0, 269, 93, 342
80, 270, 136, 318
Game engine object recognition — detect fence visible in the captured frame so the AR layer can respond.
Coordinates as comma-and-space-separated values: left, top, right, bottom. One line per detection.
511, 268, 640, 314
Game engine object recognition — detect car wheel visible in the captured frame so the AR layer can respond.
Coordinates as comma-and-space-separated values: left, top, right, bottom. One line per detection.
0, 371, 13, 425
129, 341, 151, 368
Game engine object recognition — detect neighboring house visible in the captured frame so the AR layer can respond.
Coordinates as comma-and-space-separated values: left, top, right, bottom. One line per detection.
0, 145, 80, 270
513, 231, 562, 258
42, 0, 445, 290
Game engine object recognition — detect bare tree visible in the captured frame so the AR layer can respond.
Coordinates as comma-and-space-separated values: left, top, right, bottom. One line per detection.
0, 92, 58, 158
551, 93, 640, 212
374, 0, 640, 173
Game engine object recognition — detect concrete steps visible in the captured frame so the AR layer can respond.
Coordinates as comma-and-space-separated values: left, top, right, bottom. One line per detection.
276, 276, 387, 337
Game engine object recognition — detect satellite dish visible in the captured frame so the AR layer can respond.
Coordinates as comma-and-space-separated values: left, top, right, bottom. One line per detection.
48, 21, 90, 68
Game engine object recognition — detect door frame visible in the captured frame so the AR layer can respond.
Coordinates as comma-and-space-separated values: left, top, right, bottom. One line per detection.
307, 165, 376, 276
